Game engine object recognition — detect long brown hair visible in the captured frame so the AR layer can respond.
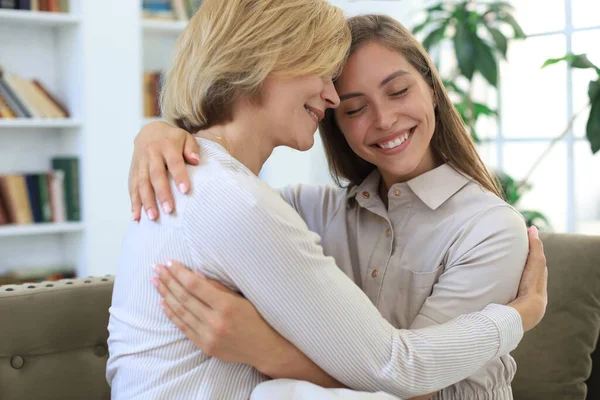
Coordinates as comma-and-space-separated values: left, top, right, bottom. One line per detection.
319, 14, 501, 198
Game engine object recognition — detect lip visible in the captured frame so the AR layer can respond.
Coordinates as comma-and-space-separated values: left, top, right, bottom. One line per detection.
305, 105, 324, 122
371, 128, 413, 147
371, 126, 416, 155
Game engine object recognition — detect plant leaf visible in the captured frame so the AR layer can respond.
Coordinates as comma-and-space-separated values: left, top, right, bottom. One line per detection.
587, 94, 600, 154
422, 23, 448, 52
426, 3, 446, 13
520, 210, 552, 229
497, 12, 526, 39
589, 80, 600, 102
473, 102, 498, 117
486, 26, 508, 59
487, 1, 515, 12
542, 53, 600, 72
454, 23, 477, 80
474, 37, 499, 86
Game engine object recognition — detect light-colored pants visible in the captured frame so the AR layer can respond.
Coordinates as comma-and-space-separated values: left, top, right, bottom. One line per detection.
252, 379, 402, 400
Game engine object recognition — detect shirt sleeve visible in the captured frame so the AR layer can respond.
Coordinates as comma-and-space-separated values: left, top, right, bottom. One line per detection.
183, 177, 524, 399
409, 205, 528, 331
278, 184, 345, 238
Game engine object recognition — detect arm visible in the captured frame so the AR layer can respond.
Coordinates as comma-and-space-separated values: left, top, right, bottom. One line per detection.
181, 177, 526, 399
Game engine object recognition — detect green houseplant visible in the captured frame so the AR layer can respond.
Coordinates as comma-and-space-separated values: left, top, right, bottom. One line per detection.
414, 1, 600, 229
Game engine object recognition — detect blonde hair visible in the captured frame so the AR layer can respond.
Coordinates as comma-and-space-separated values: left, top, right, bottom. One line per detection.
161, 0, 351, 132
319, 14, 502, 198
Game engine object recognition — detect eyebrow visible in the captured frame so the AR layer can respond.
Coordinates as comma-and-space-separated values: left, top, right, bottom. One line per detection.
339, 70, 411, 102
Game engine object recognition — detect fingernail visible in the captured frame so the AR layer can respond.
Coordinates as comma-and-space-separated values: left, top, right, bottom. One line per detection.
162, 202, 173, 214
190, 153, 199, 162
531, 225, 539, 236
179, 183, 188, 194
165, 260, 173, 268
152, 264, 161, 275
150, 278, 159, 288
158, 300, 165, 308
147, 209, 157, 220
131, 212, 138, 221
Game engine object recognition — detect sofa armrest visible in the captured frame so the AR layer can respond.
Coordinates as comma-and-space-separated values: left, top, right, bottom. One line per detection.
0, 276, 114, 400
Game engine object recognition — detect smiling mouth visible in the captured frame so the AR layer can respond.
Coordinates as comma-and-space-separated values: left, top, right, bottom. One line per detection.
304, 105, 323, 124
373, 127, 416, 150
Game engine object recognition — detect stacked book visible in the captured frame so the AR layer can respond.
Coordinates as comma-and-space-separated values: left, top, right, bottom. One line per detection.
0, 265, 76, 285
143, 71, 163, 118
0, 157, 80, 226
142, 0, 202, 21
0, 69, 70, 119
0, 0, 69, 13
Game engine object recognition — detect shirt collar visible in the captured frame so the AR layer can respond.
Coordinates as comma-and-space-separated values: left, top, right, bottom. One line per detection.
346, 164, 472, 210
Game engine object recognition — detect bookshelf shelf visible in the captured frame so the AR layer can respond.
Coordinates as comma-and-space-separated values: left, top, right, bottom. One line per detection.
0, 9, 80, 28
0, 119, 82, 129
142, 19, 187, 34
0, 222, 84, 237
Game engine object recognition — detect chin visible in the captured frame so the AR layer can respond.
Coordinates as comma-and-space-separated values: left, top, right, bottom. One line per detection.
295, 136, 315, 152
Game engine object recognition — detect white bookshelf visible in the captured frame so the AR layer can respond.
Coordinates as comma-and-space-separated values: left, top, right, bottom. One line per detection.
142, 19, 186, 34
0, 3, 87, 277
0, 9, 80, 27
0, 119, 81, 129
0, 222, 84, 238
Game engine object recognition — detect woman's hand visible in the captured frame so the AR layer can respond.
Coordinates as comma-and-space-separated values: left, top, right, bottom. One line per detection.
508, 226, 549, 333
130, 121, 199, 221
151, 260, 342, 387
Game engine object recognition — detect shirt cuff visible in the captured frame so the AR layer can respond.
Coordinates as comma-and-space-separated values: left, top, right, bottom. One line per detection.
479, 303, 524, 358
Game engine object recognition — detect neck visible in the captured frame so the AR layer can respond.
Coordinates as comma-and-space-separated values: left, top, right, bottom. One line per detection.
378, 149, 440, 204
196, 118, 275, 176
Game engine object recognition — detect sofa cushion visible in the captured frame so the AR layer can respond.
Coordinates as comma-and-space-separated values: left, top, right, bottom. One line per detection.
511, 233, 600, 400
0, 276, 113, 400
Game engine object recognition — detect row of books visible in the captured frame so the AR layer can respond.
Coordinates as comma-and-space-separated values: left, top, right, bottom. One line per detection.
142, 0, 202, 21
143, 71, 163, 118
0, 157, 80, 225
0, 265, 75, 285
0, 70, 70, 119
0, 0, 69, 12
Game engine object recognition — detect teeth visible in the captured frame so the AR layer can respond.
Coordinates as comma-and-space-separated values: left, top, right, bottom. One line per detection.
305, 107, 318, 121
377, 130, 411, 149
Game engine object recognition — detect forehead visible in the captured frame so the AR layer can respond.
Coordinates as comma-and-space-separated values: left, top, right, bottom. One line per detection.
336, 41, 417, 90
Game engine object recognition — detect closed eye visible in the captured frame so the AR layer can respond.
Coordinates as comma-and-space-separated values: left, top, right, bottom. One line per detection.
346, 106, 366, 116
390, 88, 408, 97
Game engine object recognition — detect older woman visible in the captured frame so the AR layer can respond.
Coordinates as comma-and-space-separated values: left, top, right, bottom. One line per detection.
111, 2, 548, 400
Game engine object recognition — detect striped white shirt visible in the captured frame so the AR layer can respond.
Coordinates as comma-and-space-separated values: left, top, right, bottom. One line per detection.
107, 137, 523, 400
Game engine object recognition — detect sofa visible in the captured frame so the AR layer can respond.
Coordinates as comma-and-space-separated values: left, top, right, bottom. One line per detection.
1, 232, 599, 400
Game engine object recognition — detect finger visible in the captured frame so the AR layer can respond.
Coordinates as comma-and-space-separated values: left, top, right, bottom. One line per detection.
154, 262, 214, 321
146, 150, 175, 215
183, 134, 201, 166
130, 184, 142, 222
163, 145, 191, 196
166, 261, 231, 310
160, 299, 205, 345
137, 164, 158, 221
206, 279, 241, 297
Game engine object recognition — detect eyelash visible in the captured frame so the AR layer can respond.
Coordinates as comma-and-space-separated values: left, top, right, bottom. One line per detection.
345, 88, 409, 116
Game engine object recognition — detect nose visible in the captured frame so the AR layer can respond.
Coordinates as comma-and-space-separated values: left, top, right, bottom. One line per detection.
374, 103, 397, 131
321, 78, 340, 109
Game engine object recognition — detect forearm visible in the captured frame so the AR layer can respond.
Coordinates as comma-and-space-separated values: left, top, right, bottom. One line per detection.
259, 339, 344, 388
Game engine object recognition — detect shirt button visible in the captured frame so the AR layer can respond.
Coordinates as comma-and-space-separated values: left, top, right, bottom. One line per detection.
385, 228, 392, 237
362, 191, 370, 199
394, 189, 401, 197
371, 269, 379, 278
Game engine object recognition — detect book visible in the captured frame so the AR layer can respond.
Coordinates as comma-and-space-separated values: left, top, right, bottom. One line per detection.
4, 75, 41, 118
0, 175, 34, 224
171, 0, 187, 21
51, 157, 80, 221
0, 93, 16, 118
25, 174, 42, 223
38, 173, 52, 222
49, 170, 66, 223
33, 80, 69, 117
0, 75, 31, 118
0, 0, 16, 9
143, 0, 175, 20
0, 189, 8, 225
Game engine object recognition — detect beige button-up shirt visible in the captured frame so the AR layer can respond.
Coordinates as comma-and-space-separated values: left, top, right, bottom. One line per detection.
281, 164, 529, 400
